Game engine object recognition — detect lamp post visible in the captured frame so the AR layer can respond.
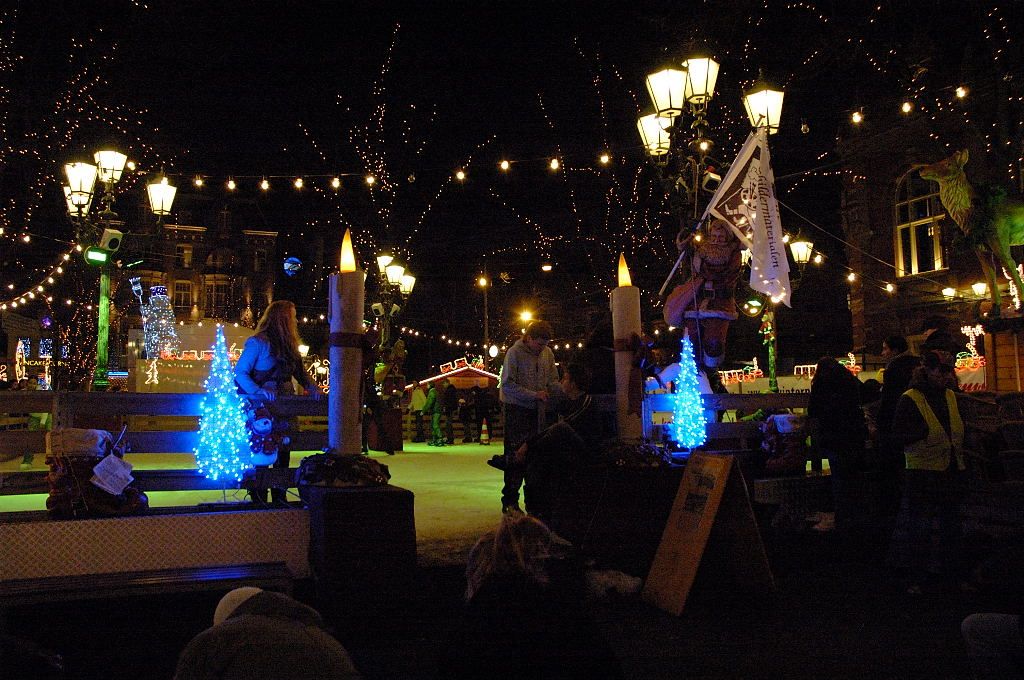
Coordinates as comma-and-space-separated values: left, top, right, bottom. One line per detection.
645, 54, 786, 376
757, 238, 814, 393
373, 251, 415, 354
477, 272, 490, 351
63, 151, 176, 390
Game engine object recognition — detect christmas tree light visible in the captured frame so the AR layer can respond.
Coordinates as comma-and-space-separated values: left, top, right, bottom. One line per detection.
143, 285, 180, 358
672, 331, 707, 450
195, 325, 251, 481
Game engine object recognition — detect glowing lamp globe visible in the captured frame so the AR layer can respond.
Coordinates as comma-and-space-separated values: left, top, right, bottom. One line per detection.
789, 240, 813, 265
376, 253, 394, 272
743, 75, 785, 134
637, 114, 671, 156
147, 176, 177, 216
63, 186, 92, 216
94, 150, 128, 184
385, 263, 406, 285
646, 68, 687, 118
683, 55, 719, 104
399, 273, 416, 296
64, 162, 98, 212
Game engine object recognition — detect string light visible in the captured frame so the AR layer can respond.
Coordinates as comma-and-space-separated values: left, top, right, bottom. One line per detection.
549, 158, 560, 171
331, 177, 341, 189
851, 110, 864, 124
193, 176, 204, 187
956, 85, 968, 98
226, 178, 236, 191
260, 178, 270, 191
293, 177, 304, 189
455, 169, 466, 182
499, 159, 510, 171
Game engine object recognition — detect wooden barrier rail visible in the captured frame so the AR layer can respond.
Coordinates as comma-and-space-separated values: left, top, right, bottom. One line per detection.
0, 390, 811, 501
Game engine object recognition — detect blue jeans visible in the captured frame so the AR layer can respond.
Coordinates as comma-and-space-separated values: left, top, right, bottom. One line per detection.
502, 403, 540, 508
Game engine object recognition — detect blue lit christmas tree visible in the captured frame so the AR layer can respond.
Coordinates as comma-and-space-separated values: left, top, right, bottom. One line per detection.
195, 325, 251, 481
672, 331, 707, 450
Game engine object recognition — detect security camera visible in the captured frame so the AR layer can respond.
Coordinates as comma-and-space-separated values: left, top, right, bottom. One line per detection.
371, 302, 385, 317
701, 170, 722, 191
99, 228, 124, 252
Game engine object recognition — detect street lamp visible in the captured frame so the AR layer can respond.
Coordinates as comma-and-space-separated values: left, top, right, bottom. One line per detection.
477, 273, 490, 350
63, 152, 175, 390
758, 237, 815, 392
373, 251, 414, 353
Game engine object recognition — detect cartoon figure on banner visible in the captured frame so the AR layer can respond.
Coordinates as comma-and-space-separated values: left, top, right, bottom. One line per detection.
663, 218, 742, 370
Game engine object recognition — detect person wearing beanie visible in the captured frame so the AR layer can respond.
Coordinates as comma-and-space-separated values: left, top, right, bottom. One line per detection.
174, 588, 362, 679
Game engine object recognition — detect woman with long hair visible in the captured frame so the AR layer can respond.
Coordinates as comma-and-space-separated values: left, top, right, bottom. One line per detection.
235, 300, 323, 504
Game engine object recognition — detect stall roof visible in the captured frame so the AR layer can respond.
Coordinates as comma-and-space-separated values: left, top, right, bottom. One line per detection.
408, 365, 500, 389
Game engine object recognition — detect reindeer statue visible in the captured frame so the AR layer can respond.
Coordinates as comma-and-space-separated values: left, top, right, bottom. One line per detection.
917, 149, 1024, 316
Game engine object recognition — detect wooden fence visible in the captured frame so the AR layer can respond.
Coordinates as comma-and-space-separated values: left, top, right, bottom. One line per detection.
0, 391, 810, 501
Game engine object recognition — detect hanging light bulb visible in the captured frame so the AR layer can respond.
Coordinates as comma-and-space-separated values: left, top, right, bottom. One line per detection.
331, 177, 341, 189
599, 153, 611, 165
294, 177, 304, 189
260, 178, 270, 191
194, 175, 204, 187
365, 174, 376, 186
226, 178, 237, 191
549, 158, 560, 171
499, 159, 510, 171
851, 110, 864, 124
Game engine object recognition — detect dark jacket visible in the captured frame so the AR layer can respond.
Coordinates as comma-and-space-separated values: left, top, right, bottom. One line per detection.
442, 384, 459, 414
877, 353, 921, 439
174, 591, 362, 680
438, 572, 623, 680
529, 393, 604, 455
808, 370, 866, 450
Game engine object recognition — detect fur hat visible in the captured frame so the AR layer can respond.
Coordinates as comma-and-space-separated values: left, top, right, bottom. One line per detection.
213, 587, 263, 625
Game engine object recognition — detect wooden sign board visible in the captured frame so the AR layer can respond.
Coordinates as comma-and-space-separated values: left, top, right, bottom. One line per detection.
642, 453, 773, 616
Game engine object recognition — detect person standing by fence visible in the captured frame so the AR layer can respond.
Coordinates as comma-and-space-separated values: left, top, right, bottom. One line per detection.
494, 321, 560, 515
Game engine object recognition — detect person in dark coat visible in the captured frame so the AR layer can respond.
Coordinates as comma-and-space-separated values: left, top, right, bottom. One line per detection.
808, 356, 867, 532
876, 335, 921, 519
442, 379, 459, 444
471, 385, 493, 442
438, 514, 623, 680
512, 363, 603, 525
174, 587, 362, 680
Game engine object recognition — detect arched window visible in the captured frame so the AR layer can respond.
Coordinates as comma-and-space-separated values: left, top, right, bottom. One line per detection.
894, 173, 945, 276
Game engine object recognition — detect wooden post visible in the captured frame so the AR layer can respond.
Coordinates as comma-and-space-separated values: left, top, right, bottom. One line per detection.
328, 230, 365, 455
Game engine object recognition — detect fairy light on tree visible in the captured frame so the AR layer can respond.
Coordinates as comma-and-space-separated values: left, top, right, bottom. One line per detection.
195, 325, 251, 482
672, 332, 707, 450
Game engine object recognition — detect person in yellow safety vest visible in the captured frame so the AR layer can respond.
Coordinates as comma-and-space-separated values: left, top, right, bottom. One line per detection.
887, 350, 965, 596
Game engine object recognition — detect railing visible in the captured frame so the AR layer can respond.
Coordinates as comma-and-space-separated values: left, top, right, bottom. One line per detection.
0, 391, 811, 502
0, 392, 327, 499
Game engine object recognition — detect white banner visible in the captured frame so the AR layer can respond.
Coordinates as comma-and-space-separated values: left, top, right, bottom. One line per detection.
702, 128, 791, 306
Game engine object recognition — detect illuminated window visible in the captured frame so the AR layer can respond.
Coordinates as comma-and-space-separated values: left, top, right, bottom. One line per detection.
175, 244, 193, 269
894, 174, 945, 276
39, 338, 53, 358
18, 337, 31, 358
204, 280, 231, 317
173, 281, 192, 313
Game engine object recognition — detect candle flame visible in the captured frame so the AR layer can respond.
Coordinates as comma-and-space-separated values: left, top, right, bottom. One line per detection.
340, 229, 356, 272
617, 253, 632, 287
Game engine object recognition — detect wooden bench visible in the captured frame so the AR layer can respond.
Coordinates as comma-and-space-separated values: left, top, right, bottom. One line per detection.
0, 561, 294, 608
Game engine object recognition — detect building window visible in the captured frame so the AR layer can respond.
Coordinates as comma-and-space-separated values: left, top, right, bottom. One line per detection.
173, 281, 192, 313
894, 174, 945, 277
17, 337, 31, 358
175, 244, 193, 269
254, 248, 268, 273
39, 338, 53, 359
205, 281, 231, 317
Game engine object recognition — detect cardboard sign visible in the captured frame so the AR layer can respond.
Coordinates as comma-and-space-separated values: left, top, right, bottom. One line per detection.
643, 453, 773, 616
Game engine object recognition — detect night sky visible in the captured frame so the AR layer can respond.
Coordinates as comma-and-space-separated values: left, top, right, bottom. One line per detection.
2, 1, 1018, 375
